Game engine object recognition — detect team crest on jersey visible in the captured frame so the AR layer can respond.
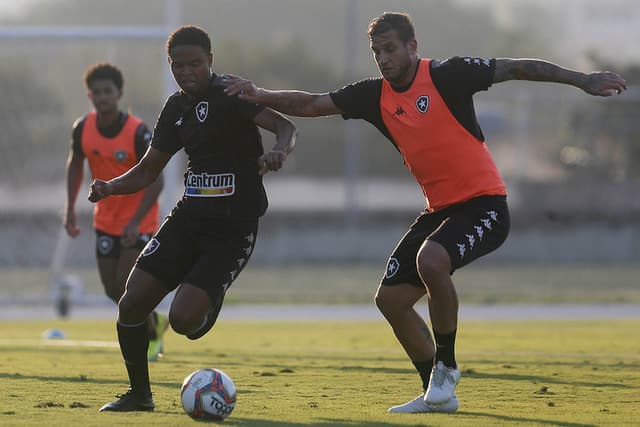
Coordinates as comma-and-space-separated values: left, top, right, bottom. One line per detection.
114, 150, 127, 162
416, 95, 430, 113
385, 257, 400, 278
142, 238, 160, 257
195, 101, 209, 123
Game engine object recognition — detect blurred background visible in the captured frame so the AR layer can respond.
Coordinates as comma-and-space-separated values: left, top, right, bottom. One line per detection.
0, 0, 638, 308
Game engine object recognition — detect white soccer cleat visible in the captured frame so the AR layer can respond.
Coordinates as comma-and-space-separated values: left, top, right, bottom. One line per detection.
424, 361, 461, 405
388, 392, 459, 413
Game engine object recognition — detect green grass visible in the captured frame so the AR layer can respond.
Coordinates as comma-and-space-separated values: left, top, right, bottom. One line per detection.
2, 264, 640, 304
0, 319, 638, 426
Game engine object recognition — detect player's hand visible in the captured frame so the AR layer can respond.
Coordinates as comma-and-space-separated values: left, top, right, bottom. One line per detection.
88, 179, 112, 203
63, 210, 81, 238
121, 221, 139, 247
222, 74, 262, 103
582, 71, 627, 96
257, 150, 287, 176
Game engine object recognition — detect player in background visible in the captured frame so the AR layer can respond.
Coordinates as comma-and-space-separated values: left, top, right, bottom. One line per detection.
90, 26, 297, 412
223, 12, 627, 414
64, 63, 167, 362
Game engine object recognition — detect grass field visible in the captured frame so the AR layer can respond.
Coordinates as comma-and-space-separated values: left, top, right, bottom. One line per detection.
2, 263, 640, 304
0, 319, 638, 426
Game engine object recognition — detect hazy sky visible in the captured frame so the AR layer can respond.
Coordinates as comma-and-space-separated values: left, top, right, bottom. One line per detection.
1, 0, 638, 65
455, 0, 640, 65
0, 0, 37, 16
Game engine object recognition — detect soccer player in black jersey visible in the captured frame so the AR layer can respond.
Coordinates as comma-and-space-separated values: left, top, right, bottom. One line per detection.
223, 12, 626, 414
64, 63, 167, 362
90, 26, 297, 412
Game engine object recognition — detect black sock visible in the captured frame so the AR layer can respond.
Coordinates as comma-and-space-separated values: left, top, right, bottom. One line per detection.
147, 312, 158, 340
434, 329, 457, 368
117, 321, 151, 395
412, 359, 434, 392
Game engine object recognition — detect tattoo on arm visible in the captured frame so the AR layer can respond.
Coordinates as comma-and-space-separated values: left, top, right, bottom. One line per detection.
494, 58, 587, 89
261, 90, 316, 117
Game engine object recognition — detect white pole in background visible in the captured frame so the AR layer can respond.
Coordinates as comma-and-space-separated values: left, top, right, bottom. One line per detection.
159, 0, 183, 218
0, 0, 184, 315
343, 0, 360, 228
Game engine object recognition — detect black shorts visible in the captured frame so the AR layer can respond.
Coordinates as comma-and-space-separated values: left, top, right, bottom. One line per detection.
135, 204, 258, 303
381, 195, 510, 287
95, 229, 152, 259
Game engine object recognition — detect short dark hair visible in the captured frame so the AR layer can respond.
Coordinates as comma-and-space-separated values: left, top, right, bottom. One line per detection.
166, 25, 211, 54
367, 12, 415, 43
84, 63, 123, 90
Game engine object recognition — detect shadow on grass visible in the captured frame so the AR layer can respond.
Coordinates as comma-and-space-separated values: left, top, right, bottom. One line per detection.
224, 415, 596, 427
224, 418, 429, 427
461, 369, 631, 389
458, 411, 597, 427
0, 372, 178, 389
467, 357, 640, 370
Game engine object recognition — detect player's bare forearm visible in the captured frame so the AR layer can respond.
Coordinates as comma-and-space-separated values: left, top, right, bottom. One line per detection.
494, 58, 627, 96
223, 75, 340, 117
110, 164, 158, 195
494, 58, 584, 85
108, 147, 170, 196
64, 151, 84, 212
64, 153, 84, 235
272, 118, 297, 155
255, 90, 323, 117
130, 173, 164, 224
89, 162, 158, 203
253, 109, 297, 175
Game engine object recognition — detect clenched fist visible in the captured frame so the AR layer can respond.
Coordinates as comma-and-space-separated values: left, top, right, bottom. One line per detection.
88, 179, 113, 202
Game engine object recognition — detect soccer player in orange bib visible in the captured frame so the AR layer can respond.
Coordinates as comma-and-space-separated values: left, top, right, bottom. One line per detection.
223, 12, 627, 414
64, 63, 168, 362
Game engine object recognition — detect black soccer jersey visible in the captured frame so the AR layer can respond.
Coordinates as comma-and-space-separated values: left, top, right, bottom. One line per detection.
151, 73, 267, 219
329, 56, 496, 145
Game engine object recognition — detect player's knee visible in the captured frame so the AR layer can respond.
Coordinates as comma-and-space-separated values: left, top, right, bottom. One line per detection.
374, 287, 388, 311
416, 247, 450, 287
117, 294, 139, 323
104, 285, 123, 304
375, 286, 406, 316
168, 310, 201, 336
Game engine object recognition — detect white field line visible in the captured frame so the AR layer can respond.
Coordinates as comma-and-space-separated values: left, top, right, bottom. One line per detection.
0, 339, 638, 361
0, 338, 118, 348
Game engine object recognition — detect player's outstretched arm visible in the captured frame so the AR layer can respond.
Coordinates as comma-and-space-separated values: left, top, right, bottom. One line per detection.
253, 108, 297, 176
493, 58, 627, 97
88, 147, 172, 202
222, 75, 341, 117
64, 148, 84, 237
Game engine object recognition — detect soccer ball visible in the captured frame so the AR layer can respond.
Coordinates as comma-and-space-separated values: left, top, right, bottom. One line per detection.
181, 368, 236, 420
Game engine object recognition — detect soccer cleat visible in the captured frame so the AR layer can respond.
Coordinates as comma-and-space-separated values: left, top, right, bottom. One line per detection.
186, 297, 224, 340
424, 361, 461, 405
147, 312, 169, 362
99, 389, 155, 412
388, 393, 459, 413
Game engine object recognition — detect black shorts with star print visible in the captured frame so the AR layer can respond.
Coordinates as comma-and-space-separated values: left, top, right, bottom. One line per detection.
380, 195, 509, 287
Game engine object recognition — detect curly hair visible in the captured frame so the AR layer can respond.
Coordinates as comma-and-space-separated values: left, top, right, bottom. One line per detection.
367, 12, 415, 43
166, 25, 211, 54
84, 63, 124, 90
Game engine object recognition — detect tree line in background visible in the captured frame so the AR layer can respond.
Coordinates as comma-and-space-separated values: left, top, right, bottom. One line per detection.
0, 0, 637, 187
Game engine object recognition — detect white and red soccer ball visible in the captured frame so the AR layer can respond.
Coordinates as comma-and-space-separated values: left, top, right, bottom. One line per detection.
181, 368, 236, 420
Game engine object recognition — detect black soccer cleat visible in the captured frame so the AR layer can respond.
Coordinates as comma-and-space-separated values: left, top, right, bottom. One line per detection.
99, 389, 155, 412
186, 297, 224, 340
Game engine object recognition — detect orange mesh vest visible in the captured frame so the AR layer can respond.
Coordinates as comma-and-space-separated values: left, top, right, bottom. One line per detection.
381, 58, 507, 211
81, 112, 159, 235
